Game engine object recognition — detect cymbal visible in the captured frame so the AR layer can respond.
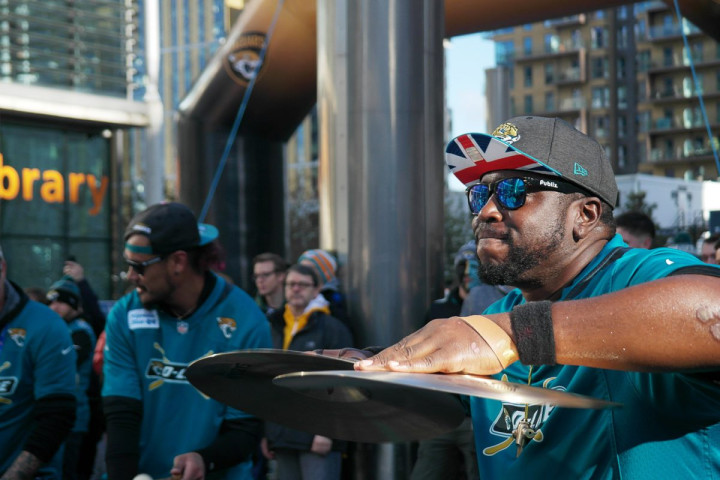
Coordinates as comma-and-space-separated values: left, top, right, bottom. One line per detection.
185, 349, 466, 443
274, 370, 621, 410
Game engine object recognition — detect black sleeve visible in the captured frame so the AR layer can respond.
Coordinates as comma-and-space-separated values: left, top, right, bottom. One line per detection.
78, 279, 106, 337
71, 329, 93, 367
24, 394, 76, 463
195, 417, 262, 473
103, 396, 143, 480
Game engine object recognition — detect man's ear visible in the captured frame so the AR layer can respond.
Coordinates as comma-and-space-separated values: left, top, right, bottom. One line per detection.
572, 196, 602, 241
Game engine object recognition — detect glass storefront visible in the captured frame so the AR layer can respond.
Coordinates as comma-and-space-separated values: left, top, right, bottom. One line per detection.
0, 120, 113, 298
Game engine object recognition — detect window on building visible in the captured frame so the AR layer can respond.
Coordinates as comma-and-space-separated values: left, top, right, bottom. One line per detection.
571, 29, 582, 49
618, 6, 628, 19
637, 50, 651, 72
593, 115, 609, 138
618, 144, 627, 169
595, 10, 605, 20
524, 66, 533, 87
508, 67, 515, 88
591, 27, 607, 48
510, 96, 516, 116
635, 19, 647, 40
662, 77, 674, 98
618, 86, 627, 109
544, 34, 559, 54
637, 111, 650, 132
637, 141, 646, 163
663, 47, 674, 67
638, 80, 647, 101
496, 40, 515, 65
591, 56, 608, 79
545, 63, 555, 84
591, 87, 609, 108
523, 37, 533, 56
618, 116, 627, 138
545, 91, 555, 111
617, 57, 626, 79
617, 26, 628, 49
524, 94, 533, 114
691, 41, 703, 63
662, 15, 674, 35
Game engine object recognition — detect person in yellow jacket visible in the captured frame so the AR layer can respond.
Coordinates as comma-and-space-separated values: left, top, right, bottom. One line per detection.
262, 264, 353, 479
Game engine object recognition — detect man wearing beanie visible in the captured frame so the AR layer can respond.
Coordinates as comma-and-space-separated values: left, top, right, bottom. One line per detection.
0, 246, 77, 479
102, 202, 272, 480
298, 249, 349, 326
47, 277, 97, 480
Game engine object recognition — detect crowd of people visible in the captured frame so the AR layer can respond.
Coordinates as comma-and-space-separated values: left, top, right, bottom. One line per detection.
1, 115, 719, 480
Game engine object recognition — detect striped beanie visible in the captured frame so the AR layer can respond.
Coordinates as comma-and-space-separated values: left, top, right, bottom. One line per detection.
298, 249, 337, 285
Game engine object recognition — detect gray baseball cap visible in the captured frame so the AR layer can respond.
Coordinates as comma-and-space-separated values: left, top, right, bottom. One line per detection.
445, 116, 618, 208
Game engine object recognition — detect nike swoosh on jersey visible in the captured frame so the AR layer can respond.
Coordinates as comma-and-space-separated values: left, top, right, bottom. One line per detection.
61, 345, 75, 355
665, 259, 674, 265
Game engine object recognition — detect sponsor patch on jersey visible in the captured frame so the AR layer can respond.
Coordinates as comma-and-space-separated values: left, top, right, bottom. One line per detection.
128, 309, 160, 330
145, 359, 188, 385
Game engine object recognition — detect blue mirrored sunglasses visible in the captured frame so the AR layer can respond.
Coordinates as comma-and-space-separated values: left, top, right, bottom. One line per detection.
466, 177, 587, 215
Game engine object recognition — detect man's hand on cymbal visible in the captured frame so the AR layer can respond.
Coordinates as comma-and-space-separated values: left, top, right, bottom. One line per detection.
354, 316, 516, 376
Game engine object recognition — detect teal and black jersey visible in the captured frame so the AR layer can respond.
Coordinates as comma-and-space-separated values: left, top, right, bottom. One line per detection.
102, 273, 273, 479
0, 293, 76, 478
472, 234, 720, 479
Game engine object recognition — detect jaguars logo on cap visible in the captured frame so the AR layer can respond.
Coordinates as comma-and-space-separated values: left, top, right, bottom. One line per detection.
492, 122, 521, 144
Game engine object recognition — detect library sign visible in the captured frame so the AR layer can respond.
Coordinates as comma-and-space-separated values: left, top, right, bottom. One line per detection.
0, 153, 109, 216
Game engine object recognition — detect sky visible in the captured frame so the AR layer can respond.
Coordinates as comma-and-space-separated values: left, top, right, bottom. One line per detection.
445, 33, 496, 190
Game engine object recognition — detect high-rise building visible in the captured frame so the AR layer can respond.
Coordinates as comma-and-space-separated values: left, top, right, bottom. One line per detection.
485, 1, 719, 181
0, 1, 244, 297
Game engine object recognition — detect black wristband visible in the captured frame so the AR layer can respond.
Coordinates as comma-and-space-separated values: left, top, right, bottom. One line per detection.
509, 300, 556, 366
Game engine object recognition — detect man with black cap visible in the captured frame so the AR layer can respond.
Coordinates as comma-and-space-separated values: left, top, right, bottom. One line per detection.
356, 117, 720, 478
47, 276, 97, 480
102, 202, 273, 480
0, 245, 77, 479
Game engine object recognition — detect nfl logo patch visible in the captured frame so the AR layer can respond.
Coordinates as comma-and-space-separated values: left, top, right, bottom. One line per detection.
176, 321, 189, 335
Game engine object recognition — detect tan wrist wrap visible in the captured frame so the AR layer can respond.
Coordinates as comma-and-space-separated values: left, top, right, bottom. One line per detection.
461, 315, 519, 369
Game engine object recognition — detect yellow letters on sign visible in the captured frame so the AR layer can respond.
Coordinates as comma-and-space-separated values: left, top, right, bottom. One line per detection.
0, 153, 108, 216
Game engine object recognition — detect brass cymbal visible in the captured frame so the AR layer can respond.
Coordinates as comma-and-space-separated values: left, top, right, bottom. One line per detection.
274, 370, 621, 410
185, 349, 467, 443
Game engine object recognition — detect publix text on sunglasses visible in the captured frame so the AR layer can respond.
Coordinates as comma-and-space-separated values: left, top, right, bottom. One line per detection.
465, 176, 589, 215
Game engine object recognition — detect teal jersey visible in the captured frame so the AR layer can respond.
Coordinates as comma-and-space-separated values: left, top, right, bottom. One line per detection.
102, 273, 272, 479
0, 296, 77, 478
68, 317, 96, 433
472, 234, 720, 479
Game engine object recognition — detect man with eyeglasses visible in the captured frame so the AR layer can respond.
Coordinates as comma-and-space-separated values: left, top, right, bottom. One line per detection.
102, 202, 272, 480
355, 116, 720, 478
0, 244, 77, 479
261, 264, 353, 480
252, 253, 288, 316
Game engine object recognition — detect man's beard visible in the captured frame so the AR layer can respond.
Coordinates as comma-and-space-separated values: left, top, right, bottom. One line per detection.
477, 221, 565, 289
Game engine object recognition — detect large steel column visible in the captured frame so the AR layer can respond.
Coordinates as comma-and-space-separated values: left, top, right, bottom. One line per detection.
317, 0, 445, 350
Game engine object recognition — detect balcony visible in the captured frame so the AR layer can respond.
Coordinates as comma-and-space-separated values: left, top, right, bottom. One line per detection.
648, 22, 702, 41
544, 14, 586, 28
649, 146, 717, 164
514, 40, 584, 62
649, 118, 720, 136
647, 56, 720, 75
555, 67, 584, 85
559, 97, 586, 112
649, 86, 719, 103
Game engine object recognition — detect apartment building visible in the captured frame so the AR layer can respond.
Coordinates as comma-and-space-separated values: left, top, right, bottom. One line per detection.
486, 1, 719, 182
